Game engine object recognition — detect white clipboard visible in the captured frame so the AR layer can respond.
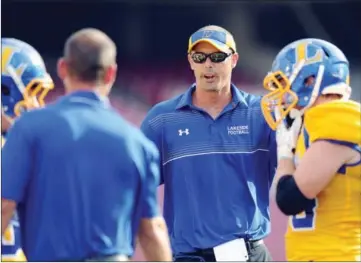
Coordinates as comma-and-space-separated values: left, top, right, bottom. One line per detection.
213, 238, 249, 262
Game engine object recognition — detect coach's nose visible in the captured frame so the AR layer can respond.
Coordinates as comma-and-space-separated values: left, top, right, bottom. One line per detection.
204, 57, 214, 68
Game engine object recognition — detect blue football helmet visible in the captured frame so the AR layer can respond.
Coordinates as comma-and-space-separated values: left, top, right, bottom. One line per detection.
261, 38, 351, 130
1, 38, 54, 117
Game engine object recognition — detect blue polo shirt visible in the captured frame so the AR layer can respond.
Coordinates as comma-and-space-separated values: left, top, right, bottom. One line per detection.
2, 91, 160, 261
141, 84, 277, 255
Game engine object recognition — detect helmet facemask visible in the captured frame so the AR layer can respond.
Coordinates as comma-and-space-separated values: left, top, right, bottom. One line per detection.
6, 65, 53, 117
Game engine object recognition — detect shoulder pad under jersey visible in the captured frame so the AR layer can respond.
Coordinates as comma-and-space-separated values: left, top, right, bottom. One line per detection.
304, 100, 361, 145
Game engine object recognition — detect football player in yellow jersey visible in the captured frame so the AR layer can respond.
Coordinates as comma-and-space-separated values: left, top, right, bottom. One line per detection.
1, 38, 54, 261
261, 38, 361, 261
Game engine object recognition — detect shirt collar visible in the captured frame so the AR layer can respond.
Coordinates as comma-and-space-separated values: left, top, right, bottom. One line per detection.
175, 84, 196, 109
176, 83, 248, 110
63, 90, 111, 107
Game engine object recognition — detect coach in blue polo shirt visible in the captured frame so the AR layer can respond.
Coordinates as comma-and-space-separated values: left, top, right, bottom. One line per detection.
141, 25, 277, 261
1, 29, 172, 261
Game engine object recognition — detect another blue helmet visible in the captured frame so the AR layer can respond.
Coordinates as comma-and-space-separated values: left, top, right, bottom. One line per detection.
1, 38, 54, 117
261, 38, 351, 130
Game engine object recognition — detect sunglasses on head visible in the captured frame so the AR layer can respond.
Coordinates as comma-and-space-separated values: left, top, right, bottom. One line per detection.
191, 51, 233, 64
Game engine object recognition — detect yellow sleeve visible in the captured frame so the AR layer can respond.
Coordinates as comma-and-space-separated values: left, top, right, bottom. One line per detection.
304, 100, 361, 145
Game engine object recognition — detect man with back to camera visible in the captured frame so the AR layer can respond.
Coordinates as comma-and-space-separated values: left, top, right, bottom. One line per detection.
1, 28, 172, 262
1, 37, 55, 262
141, 25, 277, 262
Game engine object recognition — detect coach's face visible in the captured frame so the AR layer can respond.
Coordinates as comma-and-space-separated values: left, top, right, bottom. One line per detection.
188, 42, 238, 92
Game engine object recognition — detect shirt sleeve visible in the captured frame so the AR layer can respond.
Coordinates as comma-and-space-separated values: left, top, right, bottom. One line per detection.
140, 110, 164, 184
2, 117, 33, 203
268, 127, 278, 183
140, 142, 161, 218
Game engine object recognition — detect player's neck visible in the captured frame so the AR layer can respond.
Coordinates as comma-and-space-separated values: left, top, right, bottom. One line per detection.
193, 84, 232, 110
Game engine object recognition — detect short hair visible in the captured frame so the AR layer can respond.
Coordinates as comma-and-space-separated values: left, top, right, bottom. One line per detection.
64, 28, 117, 84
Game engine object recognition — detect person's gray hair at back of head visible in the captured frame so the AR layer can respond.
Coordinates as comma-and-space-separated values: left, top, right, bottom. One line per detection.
64, 28, 117, 84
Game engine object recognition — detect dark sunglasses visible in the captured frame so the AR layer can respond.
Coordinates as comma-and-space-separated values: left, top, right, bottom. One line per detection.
191, 51, 232, 64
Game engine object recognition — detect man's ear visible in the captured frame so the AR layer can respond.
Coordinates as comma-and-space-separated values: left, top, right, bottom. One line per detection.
231, 52, 239, 69
57, 57, 67, 81
104, 64, 118, 85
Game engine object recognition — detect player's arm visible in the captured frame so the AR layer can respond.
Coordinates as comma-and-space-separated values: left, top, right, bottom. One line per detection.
269, 109, 301, 202
275, 102, 361, 215
1, 117, 33, 235
275, 141, 358, 216
294, 140, 359, 198
137, 142, 172, 261
140, 111, 164, 185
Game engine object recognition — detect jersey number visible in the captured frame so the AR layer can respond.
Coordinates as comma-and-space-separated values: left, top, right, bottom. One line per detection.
2, 225, 15, 246
291, 198, 318, 230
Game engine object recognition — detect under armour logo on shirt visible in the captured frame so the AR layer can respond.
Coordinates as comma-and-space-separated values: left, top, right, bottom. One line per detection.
178, 129, 190, 136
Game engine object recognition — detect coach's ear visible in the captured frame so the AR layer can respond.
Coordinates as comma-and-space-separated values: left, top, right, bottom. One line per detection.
231, 52, 239, 69
104, 63, 118, 86
57, 58, 67, 81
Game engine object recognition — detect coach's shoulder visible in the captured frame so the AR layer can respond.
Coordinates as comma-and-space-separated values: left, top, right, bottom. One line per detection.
145, 94, 183, 119
124, 120, 160, 156
14, 106, 50, 126
234, 87, 271, 129
6, 107, 51, 139
141, 93, 185, 131
233, 86, 262, 109
243, 91, 263, 108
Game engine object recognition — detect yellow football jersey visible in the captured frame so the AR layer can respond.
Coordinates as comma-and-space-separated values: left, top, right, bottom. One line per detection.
1, 135, 27, 262
285, 100, 361, 261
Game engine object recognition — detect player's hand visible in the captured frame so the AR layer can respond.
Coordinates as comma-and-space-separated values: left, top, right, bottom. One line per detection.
275, 107, 302, 160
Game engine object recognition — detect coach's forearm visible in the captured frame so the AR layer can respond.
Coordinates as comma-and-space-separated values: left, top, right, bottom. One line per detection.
1, 199, 16, 235
138, 216, 172, 261
1, 112, 13, 133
